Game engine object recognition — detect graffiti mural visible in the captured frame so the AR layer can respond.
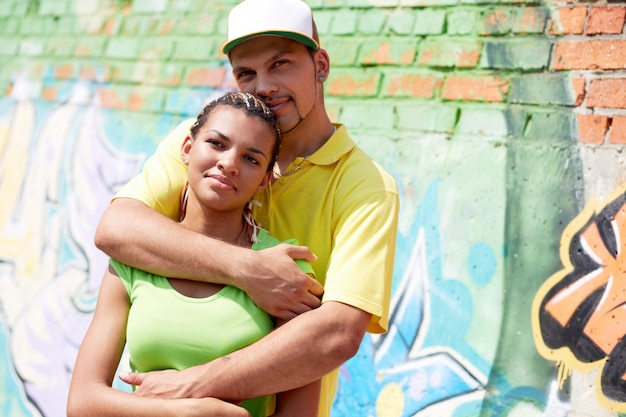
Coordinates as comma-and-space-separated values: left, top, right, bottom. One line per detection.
333, 183, 485, 417
0, 82, 145, 416
533, 184, 626, 413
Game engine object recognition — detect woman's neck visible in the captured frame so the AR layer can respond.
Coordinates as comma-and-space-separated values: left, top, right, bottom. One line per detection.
180, 199, 249, 247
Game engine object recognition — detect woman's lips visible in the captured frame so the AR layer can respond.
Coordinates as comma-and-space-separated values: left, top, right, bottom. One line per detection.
207, 174, 235, 190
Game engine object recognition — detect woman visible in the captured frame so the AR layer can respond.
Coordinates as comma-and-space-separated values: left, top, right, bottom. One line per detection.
67, 92, 320, 417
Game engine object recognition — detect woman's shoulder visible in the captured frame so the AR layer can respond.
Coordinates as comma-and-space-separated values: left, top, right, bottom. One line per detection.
253, 229, 289, 250
252, 231, 315, 277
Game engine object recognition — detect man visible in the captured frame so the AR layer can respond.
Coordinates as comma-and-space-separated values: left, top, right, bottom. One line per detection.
94, 0, 399, 415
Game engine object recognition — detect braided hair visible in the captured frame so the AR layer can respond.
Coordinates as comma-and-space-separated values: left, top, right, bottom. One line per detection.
190, 92, 281, 172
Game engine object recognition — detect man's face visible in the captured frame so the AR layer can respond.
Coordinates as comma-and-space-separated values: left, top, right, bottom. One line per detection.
229, 36, 321, 135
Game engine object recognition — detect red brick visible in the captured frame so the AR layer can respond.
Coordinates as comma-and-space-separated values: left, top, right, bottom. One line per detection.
41, 86, 57, 102
514, 7, 548, 34
587, 6, 626, 35
553, 40, 626, 70
551, 6, 587, 35
442, 75, 509, 102
419, 40, 482, 68
327, 73, 378, 97
573, 77, 586, 106
385, 74, 443, 98
159, 19, 175, 35
609, 116, 626, 144
577, 114, 608, 144
80, 65, 111, 82
481, 9, 510, 35
97, 89, 126, 109
185, 67, 226, 87
586, 79, 626, 109
360, 42, 416, 66
157, 72, 181, 87
104, 17, 121, 36
128, 92, 144, 112
54, 64, 75, 79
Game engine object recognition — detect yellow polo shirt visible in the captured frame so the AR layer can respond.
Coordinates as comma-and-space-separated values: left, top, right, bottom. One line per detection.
114, 120, 400, 416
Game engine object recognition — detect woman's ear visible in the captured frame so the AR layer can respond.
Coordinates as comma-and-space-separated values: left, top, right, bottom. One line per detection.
180, 135, 193, 165
255, 171, 272, 193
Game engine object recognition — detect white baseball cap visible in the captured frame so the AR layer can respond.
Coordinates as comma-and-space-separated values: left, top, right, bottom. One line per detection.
221, 0, 320, 55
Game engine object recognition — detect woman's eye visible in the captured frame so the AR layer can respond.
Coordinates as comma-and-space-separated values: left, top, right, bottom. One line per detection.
245, 155, 259, 165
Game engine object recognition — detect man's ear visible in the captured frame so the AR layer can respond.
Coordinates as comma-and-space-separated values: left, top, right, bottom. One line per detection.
315, 48, 330, 81
180, 135, 193, 165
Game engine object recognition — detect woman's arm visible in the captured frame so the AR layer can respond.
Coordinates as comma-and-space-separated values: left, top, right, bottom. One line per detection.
95, 198, 322, 320
273, 380, 321, 417
269, 312, 320, 417
67, 266, 251, 417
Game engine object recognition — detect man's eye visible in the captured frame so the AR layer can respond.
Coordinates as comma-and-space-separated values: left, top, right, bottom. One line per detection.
236, 70, 253, 79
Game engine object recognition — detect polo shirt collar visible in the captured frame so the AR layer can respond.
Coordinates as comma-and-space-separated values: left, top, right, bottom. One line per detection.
307, 124, 355, 166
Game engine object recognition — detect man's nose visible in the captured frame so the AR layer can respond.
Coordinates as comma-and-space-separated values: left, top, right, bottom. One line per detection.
255, 73, 278, 97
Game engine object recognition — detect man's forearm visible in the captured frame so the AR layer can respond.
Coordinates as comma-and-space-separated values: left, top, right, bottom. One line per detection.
95, 198, 322, 319
185, 302, 370, 400
95, 198, 247, 284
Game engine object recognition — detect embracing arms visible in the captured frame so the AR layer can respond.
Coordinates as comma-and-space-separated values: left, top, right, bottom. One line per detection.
95, 198, 323, 319
121, 300, 370, 400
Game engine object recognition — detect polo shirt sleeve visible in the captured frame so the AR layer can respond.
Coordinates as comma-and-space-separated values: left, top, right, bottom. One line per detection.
322, 165, 400, 334
112, 119, 194, 220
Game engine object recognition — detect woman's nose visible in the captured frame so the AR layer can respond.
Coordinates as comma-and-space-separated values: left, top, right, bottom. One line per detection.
217, 151, 239, 174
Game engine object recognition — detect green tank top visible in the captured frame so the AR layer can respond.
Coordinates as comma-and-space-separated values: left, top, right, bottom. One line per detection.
110, 230, 314, 417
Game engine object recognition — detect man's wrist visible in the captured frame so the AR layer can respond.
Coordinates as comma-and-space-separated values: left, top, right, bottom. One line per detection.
225, 246, 256, 291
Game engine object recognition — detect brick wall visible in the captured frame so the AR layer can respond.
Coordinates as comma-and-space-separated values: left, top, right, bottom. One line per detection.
552, 3, 626, 145
2, 1, 624, 147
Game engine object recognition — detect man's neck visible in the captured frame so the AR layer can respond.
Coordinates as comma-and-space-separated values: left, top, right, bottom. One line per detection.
277, 119, 335, 165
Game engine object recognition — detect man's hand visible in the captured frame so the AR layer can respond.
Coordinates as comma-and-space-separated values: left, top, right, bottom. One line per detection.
240, 244, 323, 320
120, 369, 203, 399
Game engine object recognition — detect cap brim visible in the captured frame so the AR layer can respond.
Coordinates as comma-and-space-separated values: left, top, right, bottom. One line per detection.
222, 31, 319, 55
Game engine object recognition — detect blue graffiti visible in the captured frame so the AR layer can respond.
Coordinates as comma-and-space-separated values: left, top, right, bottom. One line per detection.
0, 319, 32, 417
332, 182, 485, 416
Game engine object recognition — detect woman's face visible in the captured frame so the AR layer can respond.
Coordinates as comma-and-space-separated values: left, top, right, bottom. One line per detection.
181, 106, 275, 212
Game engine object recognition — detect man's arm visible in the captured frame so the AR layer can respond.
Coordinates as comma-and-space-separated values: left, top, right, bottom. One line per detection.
95, 198, 323, 319
120, 301, 370, 399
